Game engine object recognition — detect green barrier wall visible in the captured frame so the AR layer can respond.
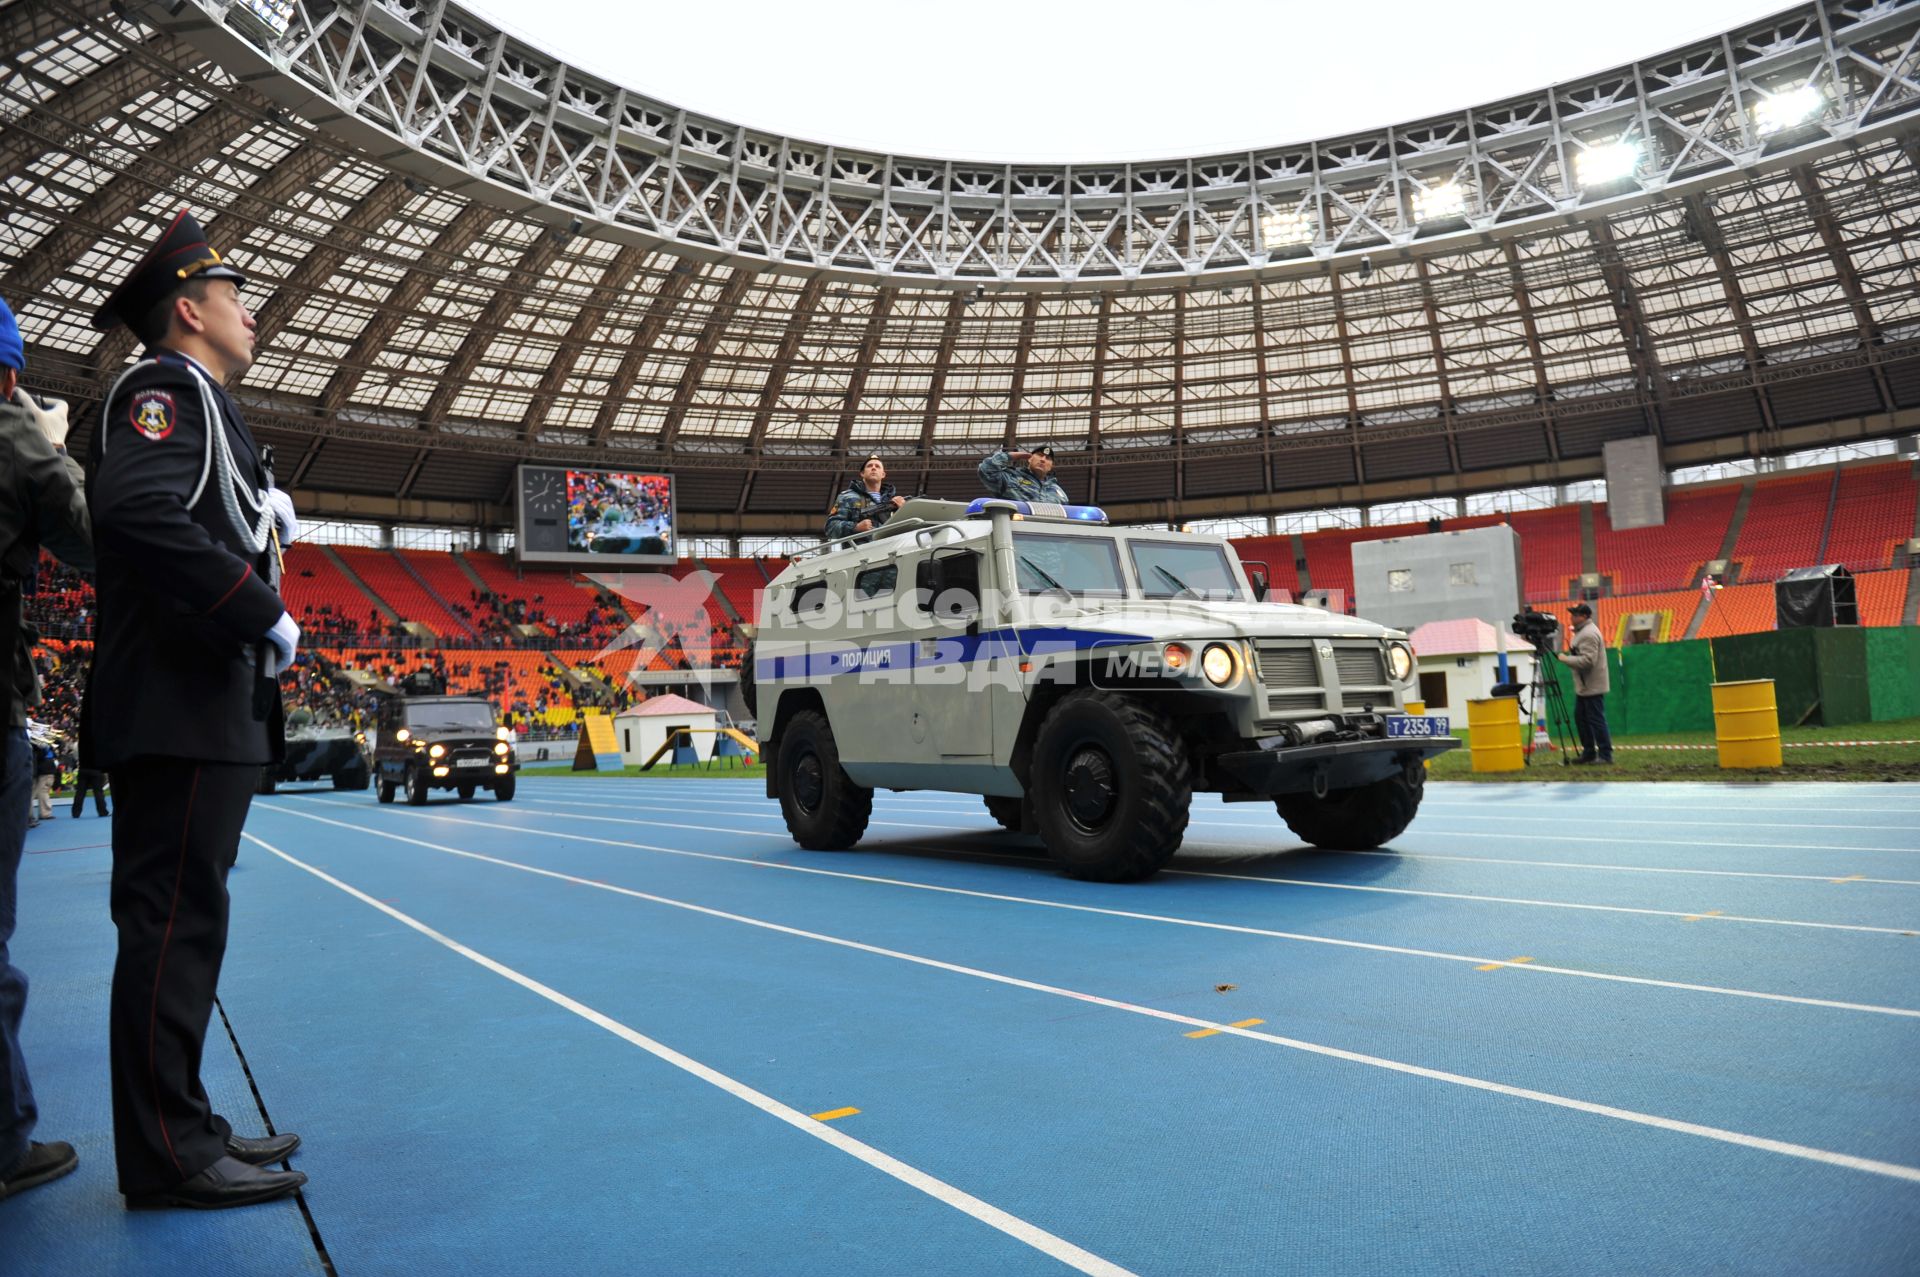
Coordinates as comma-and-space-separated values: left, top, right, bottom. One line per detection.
1710, 627, 1873, 727
1616, 640, 1717, 734
1865, 626, 1920, 722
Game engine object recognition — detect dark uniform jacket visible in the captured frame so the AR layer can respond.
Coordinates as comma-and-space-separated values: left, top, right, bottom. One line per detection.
825, 480, 898, 540
83, 352, 285, 768
0, 396, 93, 727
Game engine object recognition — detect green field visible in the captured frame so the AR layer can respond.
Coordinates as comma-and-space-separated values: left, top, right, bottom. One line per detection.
1426, 713, 1920, 782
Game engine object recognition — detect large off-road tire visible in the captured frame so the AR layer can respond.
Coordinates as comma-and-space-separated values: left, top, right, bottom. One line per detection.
776, 709, 871, 849
333, 766, 370, 792
405, 766, 430, 806
457, 784, 475, 801
1029, 689, 1191, 882
983, 795, 1025, 832
494, 775, 516, 801
377, 775, 395, 804
255, 770, 276, 796
1274, 762, 1425, 850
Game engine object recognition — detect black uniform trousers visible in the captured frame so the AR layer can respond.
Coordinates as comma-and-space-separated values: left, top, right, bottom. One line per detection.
71, 767, 108, 817
107, 756, 256, 1195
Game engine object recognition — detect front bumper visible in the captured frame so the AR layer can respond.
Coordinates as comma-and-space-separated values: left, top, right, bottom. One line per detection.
1211, 734, 1459, 798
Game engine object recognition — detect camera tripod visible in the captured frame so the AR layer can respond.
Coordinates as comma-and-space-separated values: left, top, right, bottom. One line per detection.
1520, 638, 1579, 765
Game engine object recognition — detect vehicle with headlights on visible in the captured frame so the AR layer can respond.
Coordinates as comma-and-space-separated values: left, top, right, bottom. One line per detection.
371, 694, 518, 805
749, 497, 1455, 882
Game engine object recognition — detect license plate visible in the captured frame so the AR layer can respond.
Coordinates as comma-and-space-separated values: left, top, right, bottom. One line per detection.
455, 757, 487, 767
1388, 715, 1449, 738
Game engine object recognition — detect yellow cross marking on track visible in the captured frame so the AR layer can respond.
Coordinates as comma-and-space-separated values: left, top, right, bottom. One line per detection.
810, 1107, 861, 1122
1831, 874, 1865, 884
1185, 1018, 1266, 1039
1474, 956, 1534, 972
1682, 910, 1724, 922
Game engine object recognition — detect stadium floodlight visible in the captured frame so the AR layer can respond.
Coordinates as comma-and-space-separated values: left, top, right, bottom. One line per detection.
1412, 180, 1467, 223
1574, 140, 1641, 188
1260, 208, 1314, 248
1753, 84, 1824, 136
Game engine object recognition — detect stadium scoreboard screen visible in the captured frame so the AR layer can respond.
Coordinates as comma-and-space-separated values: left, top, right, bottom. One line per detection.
515, 464, 677, 567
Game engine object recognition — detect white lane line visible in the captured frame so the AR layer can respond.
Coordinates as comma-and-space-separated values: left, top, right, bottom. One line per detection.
518, 799, 1920, 926
272, 802, 1920, 1020
243, 832, 1139, 1277
245, 815, 1920, 1187
520, 796, 1920, 854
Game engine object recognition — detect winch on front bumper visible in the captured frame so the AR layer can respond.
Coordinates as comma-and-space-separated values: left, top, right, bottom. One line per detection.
1211, 717, 1459, 799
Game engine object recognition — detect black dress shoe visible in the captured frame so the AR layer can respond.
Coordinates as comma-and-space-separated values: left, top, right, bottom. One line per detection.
225, 1132, 301, 1165
125, 1155, 307, 1211
0, 1141, 78, 1201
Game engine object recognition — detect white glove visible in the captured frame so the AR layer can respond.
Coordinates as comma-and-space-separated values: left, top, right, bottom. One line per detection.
265, 487, 299, 547
11, 387, 69, 449
265, 611, 300, 677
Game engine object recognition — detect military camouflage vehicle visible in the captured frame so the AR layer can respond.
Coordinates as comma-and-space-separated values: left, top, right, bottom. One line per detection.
257, 724, 371, 794
751, 497, 1456, 881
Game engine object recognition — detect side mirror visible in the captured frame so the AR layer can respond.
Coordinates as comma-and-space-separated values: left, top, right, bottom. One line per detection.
1249, 569, 1269, 602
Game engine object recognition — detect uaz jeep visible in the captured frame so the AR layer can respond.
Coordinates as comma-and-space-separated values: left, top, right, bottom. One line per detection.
371, 677, 518, 805
751, 498, 1456, 881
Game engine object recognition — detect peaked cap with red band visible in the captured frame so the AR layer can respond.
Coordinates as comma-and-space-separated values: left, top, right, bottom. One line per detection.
90, 206, 248, 331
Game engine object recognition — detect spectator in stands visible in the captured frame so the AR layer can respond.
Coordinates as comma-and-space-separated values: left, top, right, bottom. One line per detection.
825, 456, 904, 540
1557, 602, 1613, 765
978, 443, 1067, 504
0, 292, 90, 1201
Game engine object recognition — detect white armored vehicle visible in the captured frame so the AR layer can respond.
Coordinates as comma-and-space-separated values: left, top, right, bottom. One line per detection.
750, 498, 1457, 881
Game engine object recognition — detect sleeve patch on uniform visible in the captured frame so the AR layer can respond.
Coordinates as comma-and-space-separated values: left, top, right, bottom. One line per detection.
129, 389, 176, 441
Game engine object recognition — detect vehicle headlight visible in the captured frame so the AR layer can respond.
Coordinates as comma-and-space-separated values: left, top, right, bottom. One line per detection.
494, 742, 509, 755
1386, 642, 1414, 681
1201, 643, 1238, 687
394, 728, 410, 743
1161, 643, 1191, 671
496, 726, 511, 741
429, 743, 446, 758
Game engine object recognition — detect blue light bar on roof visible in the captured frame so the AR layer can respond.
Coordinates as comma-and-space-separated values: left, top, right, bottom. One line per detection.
963, 498, 1108, 524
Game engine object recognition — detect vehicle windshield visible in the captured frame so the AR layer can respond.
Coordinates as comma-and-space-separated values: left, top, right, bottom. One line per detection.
1130, 541, 1243, 601
1013, 533, 1125, 597
405, 702, 497, 733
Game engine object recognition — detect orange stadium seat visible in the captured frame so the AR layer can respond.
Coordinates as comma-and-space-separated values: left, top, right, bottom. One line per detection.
1826, 462, 1918, 573
1594, 483, 1739, 595
1855, 569, 1911, 627
1730, 473, 1831, 583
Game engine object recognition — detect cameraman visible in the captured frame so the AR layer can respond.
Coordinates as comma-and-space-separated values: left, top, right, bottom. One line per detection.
0, 294, 91, 1201
1556, 601, 1613, 766
824, 455, 904, 540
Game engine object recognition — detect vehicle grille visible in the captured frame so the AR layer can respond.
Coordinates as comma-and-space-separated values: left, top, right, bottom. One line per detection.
1255, 646, 1317, 687
1255, 639, 1392, 717
1334, 647, 1386, 687
1254, 642, 1326, 716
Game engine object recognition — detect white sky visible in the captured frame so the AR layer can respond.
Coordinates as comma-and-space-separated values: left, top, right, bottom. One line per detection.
467, 0, 1790, 162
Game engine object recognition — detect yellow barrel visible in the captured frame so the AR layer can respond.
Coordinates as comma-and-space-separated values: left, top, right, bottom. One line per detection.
1712, 679, 1783, 769
1466, 698, 1524, 772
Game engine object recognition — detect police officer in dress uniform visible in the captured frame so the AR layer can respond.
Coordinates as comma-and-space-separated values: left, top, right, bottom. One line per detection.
85, 208, 309, 1210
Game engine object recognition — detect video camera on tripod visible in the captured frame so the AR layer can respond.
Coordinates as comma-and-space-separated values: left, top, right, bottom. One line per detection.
1506, 607, 1575, 765
1511, 607, 1561, 650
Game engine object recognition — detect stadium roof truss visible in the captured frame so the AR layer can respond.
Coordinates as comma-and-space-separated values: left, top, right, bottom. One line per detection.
2, 0, 1918, 527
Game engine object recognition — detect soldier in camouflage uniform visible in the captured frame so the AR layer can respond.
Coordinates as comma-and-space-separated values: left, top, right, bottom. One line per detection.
824, 456, 905, 540
978, 443, 1068, 503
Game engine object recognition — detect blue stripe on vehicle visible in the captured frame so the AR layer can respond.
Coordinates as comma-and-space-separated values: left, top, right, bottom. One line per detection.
755, 627, 1153, 682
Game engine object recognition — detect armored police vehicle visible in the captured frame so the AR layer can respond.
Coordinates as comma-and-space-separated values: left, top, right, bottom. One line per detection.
371, 672, 518, 804
750, 498, 1456, 882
